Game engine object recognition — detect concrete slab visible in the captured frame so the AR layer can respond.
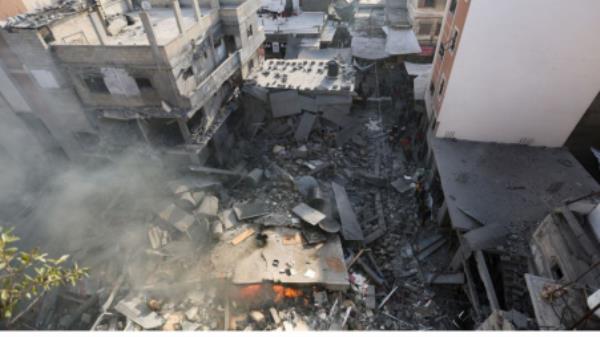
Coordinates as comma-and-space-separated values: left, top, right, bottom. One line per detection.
294, 112, 317, 142
234, 201, 270, 221
211, 227, 349, 290
270, 91, 301, 118
292, 203, 326, 226
331, 182, 364, 241
431, 138, 599, 255
115, 295, 165, 329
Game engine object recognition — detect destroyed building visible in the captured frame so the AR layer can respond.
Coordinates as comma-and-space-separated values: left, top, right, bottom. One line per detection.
0, 0, 265, 165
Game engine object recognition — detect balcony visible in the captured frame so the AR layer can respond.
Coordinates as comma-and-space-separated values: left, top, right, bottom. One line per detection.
187, 50, 241, 110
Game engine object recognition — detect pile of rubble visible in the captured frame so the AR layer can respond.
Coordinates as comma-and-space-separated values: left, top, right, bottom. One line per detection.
13, 58, 469, 331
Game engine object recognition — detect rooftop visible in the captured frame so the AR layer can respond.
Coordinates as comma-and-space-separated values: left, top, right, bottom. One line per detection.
1, 0, 86, 29
248, 58, 355, 92
259, 12, 326, 35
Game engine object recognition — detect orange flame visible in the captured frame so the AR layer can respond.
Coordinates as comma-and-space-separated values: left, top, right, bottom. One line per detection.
272, 284, 304, 303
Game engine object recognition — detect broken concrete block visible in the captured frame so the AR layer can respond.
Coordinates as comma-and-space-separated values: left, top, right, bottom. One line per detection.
292, 203, 326, 226
313, 291, 328, 306
249, 310, 265, 324
196, 195, 219, 217
219, 209, 238, 230
115, 296, 165, 329
148, 225, 169, 249
157, 203, 197, 232
269, 307, 281, 325
243, 168, 264, 186
212, 220, 224, 238
233, 202, 270, 221
365, 285, 376, 310
273, 145, 285, 154
391, 178, 413, 194
185, 307, 199, 321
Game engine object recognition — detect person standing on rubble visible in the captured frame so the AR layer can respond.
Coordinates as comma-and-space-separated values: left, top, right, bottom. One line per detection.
415, 175, 430, 227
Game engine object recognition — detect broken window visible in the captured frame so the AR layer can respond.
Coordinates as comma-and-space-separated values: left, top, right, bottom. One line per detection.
135, 77, 153, 90
247, 24, 254, 37
83, 75, 109, 94
438, 78, 445, 96
248, 59, 255, 72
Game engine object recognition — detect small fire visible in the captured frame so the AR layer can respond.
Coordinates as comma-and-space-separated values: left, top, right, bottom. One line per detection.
233, 284, 304, 303
272, 284, 303, 303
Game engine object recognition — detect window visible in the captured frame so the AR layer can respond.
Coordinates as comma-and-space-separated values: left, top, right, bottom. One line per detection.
248, 59, 255, 71
424, 0, 435, 7
449, 28, 459, 51
135, 77, 153, 90
435, 22, 442, 36
438, 78, 445, 96
247, 24, 254, 37
449, 0, 457, 14
429, 82, 435, 95
83, 75, 109, 94
418, 23, 433, 35
438, 44, 445, 58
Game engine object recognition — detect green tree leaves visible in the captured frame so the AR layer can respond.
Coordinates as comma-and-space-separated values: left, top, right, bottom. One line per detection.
0, 227, 89, 322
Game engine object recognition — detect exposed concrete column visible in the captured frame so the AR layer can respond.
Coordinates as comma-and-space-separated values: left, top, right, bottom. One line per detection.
191, 0, 202, 22
171, 0, 185, 34
89, 12, 107, 45
139, 11, 159, 48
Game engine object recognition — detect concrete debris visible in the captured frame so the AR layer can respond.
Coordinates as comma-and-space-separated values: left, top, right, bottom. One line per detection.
114, 296, 165, 330
233, 201, 270, 220
219, 209, 239, 230
292, 202, 327, 226
196, 195, 219, 217
331, 182, 364, 242
157, 203, 197, 232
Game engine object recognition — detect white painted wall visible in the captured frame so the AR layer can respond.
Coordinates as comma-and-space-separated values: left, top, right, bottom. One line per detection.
436, 0, 600, 147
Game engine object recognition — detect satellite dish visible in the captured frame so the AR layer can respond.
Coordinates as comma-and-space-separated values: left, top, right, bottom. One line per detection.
141, 1, 152, 11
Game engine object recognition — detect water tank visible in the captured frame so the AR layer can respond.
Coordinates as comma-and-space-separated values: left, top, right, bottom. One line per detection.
327, 60, 339, 77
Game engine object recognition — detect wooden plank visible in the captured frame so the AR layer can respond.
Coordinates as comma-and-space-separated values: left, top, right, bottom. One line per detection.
230, 228, 255, 246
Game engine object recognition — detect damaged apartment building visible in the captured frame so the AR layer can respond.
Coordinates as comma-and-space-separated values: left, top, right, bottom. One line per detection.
0, 0, 265, 166
420, 0, 600, 328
